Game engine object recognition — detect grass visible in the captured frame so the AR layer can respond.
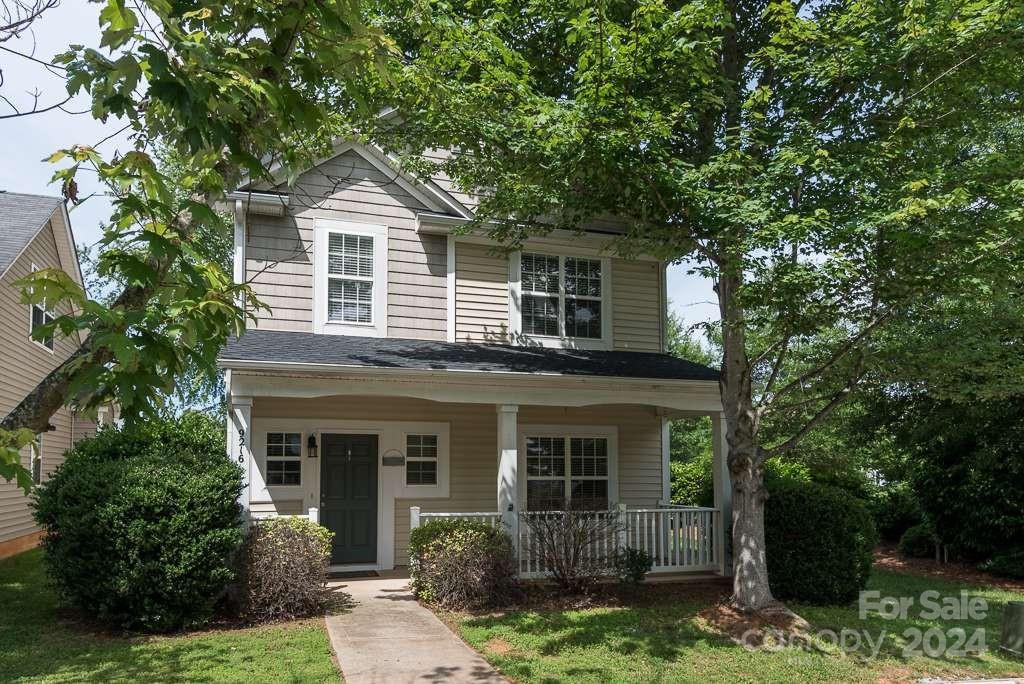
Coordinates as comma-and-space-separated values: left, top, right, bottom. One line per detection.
454, 571, 1024, 683
0, 549, 340, 683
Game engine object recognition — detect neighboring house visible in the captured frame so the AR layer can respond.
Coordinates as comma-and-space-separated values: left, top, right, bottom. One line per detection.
0, 191, 97, 559
219, 143, 732, 576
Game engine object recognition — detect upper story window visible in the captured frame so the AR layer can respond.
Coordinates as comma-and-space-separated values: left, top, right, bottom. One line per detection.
327, 233, 374, 324
514, 252, 610, 348
29, 264, 54, 351
314, 220, 388, 336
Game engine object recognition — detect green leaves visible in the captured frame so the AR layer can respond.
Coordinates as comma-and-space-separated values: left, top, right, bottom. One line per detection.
0, 428, 38, 494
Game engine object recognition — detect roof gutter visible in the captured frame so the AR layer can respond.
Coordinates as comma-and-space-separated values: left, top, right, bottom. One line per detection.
217, 356, 720, 388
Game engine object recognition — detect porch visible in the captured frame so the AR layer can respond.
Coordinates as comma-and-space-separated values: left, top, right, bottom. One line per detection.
222, 332, 730, 577
410, 505, 723, 577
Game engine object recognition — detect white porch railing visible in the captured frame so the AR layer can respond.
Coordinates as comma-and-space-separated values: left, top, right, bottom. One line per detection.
410, 505, 719, 578
410, 508, 503, 529
248, 507, 320, 524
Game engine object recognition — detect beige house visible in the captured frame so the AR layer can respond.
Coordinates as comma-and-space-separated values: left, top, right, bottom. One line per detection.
0, 191, 96, 559
220, 143, 731, 575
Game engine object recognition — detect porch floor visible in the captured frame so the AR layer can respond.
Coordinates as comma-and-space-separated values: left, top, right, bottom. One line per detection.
325, 576, 507, 683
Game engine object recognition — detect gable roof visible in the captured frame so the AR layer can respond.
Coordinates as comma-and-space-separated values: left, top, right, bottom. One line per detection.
241, 140, 474, 219
0, 191, 66, 278
219, 330, 720, 382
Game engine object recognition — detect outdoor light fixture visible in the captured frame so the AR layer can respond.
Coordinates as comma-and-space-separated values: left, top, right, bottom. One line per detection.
307, 434, 318, 458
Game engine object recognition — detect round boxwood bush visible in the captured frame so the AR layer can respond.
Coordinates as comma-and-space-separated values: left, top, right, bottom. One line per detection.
33, 413, 243, 631
409, 519, 519, 608
898, 522, 937, 559
237, 516, 334, 622
765, 478, 878, 605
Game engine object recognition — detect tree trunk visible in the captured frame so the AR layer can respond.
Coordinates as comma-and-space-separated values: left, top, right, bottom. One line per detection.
717, 266, 776, 611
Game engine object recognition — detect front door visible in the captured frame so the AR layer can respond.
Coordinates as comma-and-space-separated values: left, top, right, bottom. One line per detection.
320, 434, 378, 565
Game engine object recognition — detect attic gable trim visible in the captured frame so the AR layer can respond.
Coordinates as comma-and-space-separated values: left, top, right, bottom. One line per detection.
244, 140, 474, 220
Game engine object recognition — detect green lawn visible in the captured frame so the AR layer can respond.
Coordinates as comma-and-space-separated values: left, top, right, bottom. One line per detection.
455, 571, 1024, 683
0, 549, 339, 683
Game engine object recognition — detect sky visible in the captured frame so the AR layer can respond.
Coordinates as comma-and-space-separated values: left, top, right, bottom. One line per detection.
0, 1, 719, 330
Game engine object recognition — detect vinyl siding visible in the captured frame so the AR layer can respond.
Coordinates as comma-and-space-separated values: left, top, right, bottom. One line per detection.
251, 396, 663, 566
453, 241, 665, 351
244, 150, 447, 339
612, 259, 664, 351
0, 217, 93, 545
454, 242, 509, 343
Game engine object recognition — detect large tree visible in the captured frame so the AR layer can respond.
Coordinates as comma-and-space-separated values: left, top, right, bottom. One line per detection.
0, 0, 392, 488
361, 0, 1024, 610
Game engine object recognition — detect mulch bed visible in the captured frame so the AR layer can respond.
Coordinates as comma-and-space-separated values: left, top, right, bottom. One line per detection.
873, 544, 1024, 593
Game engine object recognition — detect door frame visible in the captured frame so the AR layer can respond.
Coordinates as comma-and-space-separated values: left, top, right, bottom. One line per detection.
249, 417, 451, 572
319, 432, 381, 570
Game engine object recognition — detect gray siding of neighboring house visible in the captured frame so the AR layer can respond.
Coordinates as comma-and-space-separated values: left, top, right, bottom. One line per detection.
0, 213, 93, 547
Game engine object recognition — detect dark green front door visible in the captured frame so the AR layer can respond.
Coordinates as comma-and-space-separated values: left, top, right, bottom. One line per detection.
321, 434, 378, 564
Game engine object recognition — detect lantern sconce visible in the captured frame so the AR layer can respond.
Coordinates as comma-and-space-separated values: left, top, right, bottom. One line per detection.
307, 434, 318, 458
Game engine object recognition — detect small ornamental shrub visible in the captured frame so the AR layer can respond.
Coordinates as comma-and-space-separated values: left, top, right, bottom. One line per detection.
409, 519, 519, 608
869, 483, 924, 542
33, 413, 243, 631
765, 478, 877, 605
237, 517, 334, 622
519, 505, 621, 594
614, 547, 654, 586
979, 549, 1024, 579
898, 522, 938, 559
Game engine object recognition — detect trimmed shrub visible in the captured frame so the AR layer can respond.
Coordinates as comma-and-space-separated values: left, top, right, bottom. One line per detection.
409, 519, 519, 608
765, 478, 877, 605
614, 546, 654, 586
898, 522, 938, 559
237, 517, 334, 622
979, 549, 1024, 579
33, 413, 243, 631
869, 483, 923, 542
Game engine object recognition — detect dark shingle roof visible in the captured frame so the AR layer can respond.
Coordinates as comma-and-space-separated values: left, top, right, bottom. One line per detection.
220, 330, 719, 382
0, 191, 63, 276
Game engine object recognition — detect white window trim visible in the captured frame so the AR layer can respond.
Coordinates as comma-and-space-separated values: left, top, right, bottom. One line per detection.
517, 424, 618, 511
313, 219, 388, 337
28, 263, 55, 353
259, 431, 305, 488
400, 428, 450, 495
508, 250, 613, 350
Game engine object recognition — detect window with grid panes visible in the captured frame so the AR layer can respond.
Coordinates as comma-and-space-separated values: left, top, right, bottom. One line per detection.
405, 434, 438, 485
327, 232, 375, 324
266, 432, 302, 485
525, 435, 609, 510
520, 254, 603, 339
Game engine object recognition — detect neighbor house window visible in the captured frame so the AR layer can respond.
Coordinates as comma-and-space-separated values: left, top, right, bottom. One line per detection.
29, 264, 54, 351
266, 432, 301, 485
29, 435, 42, 485
520, 253, 603, 340
406, 434, 438, 485
525, 435, 609, 510
327, 232, 374, 324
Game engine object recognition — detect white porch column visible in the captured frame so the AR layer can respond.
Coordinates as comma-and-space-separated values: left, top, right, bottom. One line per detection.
228, 393, 254, 523
711, 412, 732, 576
496, 404, 519, 543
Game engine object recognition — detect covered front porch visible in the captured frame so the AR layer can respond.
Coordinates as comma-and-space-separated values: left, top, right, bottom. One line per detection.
221, 331, 730, 578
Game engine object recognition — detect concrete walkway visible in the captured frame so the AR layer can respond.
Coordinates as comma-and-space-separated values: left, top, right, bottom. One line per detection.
325, 576, 508, 684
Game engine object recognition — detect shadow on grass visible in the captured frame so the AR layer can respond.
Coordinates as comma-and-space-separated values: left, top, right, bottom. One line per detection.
0, 549, 341, 683
459, 570, 1024, 683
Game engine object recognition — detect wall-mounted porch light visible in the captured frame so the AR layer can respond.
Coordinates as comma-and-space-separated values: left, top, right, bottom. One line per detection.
307, 434, 318, 458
